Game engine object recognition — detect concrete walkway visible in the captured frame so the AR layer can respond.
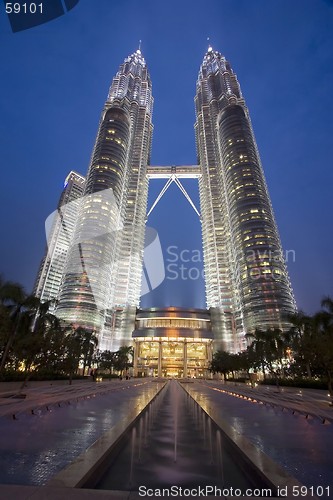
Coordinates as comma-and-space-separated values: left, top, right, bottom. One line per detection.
0, 379, 332, 498
206, 380, 333, 422
0, 379, 162, 487
0, 378, 140, 419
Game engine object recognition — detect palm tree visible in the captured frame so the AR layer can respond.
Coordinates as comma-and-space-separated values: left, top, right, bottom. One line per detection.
39, 317, 67, 371
15, 305, 62, 388
0, 280, 40, 372
60, 326, 83, 385
96, 350, 117, 374
245, 329, 268, 379
31, 299, 57, 334
56, 326, 98, 384
78, 328, 98, 375
312, 297, 333, 402
210, 350, 237, 379
286, 311, 314, 378
113, 345, 134, 376
246, 328, 284, 383
321, 296, 333, 319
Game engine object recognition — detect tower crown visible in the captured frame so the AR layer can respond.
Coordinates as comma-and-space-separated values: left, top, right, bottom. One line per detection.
195, 46, 242, 105
107, 47, 153, 113
125, 48, 146, 67
199, 48, 227, 80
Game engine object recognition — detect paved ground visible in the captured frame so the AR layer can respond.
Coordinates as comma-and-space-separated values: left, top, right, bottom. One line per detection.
186, 380, 333, 496
0, 378, 332, 498
0, 379, 161, 486
209, 380, 333, 422
0, 378, 140, 419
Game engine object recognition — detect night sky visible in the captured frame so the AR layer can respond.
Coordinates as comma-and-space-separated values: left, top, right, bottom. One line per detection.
0, 0, 332, 315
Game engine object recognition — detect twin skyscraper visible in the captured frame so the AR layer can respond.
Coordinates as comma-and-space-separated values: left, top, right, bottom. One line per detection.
34, 46, 296, 355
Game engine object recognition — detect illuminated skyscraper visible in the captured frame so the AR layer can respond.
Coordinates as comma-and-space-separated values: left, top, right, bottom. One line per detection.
195, 47, 296, 351
55, 49, 153, 350
35, 46, 296, 358
33, 171, 85, 307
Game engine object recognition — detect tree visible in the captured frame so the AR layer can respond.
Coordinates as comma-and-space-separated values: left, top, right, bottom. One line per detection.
13, 307, 62, 387
311, 297, 333, 402
113, 346, 133, 375
58, 327, 84, 385
285, 311, 313, 378
237, 348, 258, 381
35, 316, 67, 372
245, 329, 268, 379
210, 350, 241, 379
79, 328, 98, 375
97, 350, 117, 374
246, 328, 285, 385
55, 326, 98, 384
284, 300, 333, 400
0, 280, 40, 372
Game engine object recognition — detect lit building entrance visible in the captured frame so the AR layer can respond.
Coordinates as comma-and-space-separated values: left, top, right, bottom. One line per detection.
132, 307, 213, 378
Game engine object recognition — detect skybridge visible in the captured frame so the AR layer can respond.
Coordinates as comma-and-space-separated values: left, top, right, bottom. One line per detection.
146, 165, 201, 218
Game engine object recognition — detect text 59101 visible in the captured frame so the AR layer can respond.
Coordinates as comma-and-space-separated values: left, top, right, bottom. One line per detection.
6, 3, 43, 14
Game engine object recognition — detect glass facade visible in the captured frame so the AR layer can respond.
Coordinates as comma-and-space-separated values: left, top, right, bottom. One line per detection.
55, 50, 153, 350
33, 171, 85, 309
195, 47, 296, 352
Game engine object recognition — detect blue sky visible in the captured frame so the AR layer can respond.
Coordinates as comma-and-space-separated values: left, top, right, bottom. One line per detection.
0, 0, 332, 314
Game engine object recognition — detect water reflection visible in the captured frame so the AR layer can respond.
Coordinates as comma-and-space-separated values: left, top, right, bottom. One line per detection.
96, 380, 262, 491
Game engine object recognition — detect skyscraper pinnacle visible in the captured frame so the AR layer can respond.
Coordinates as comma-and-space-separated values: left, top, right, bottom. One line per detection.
206, 36, 212, 52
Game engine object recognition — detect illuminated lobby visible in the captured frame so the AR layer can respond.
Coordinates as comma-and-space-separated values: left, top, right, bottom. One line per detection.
132, 307, 213, 378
